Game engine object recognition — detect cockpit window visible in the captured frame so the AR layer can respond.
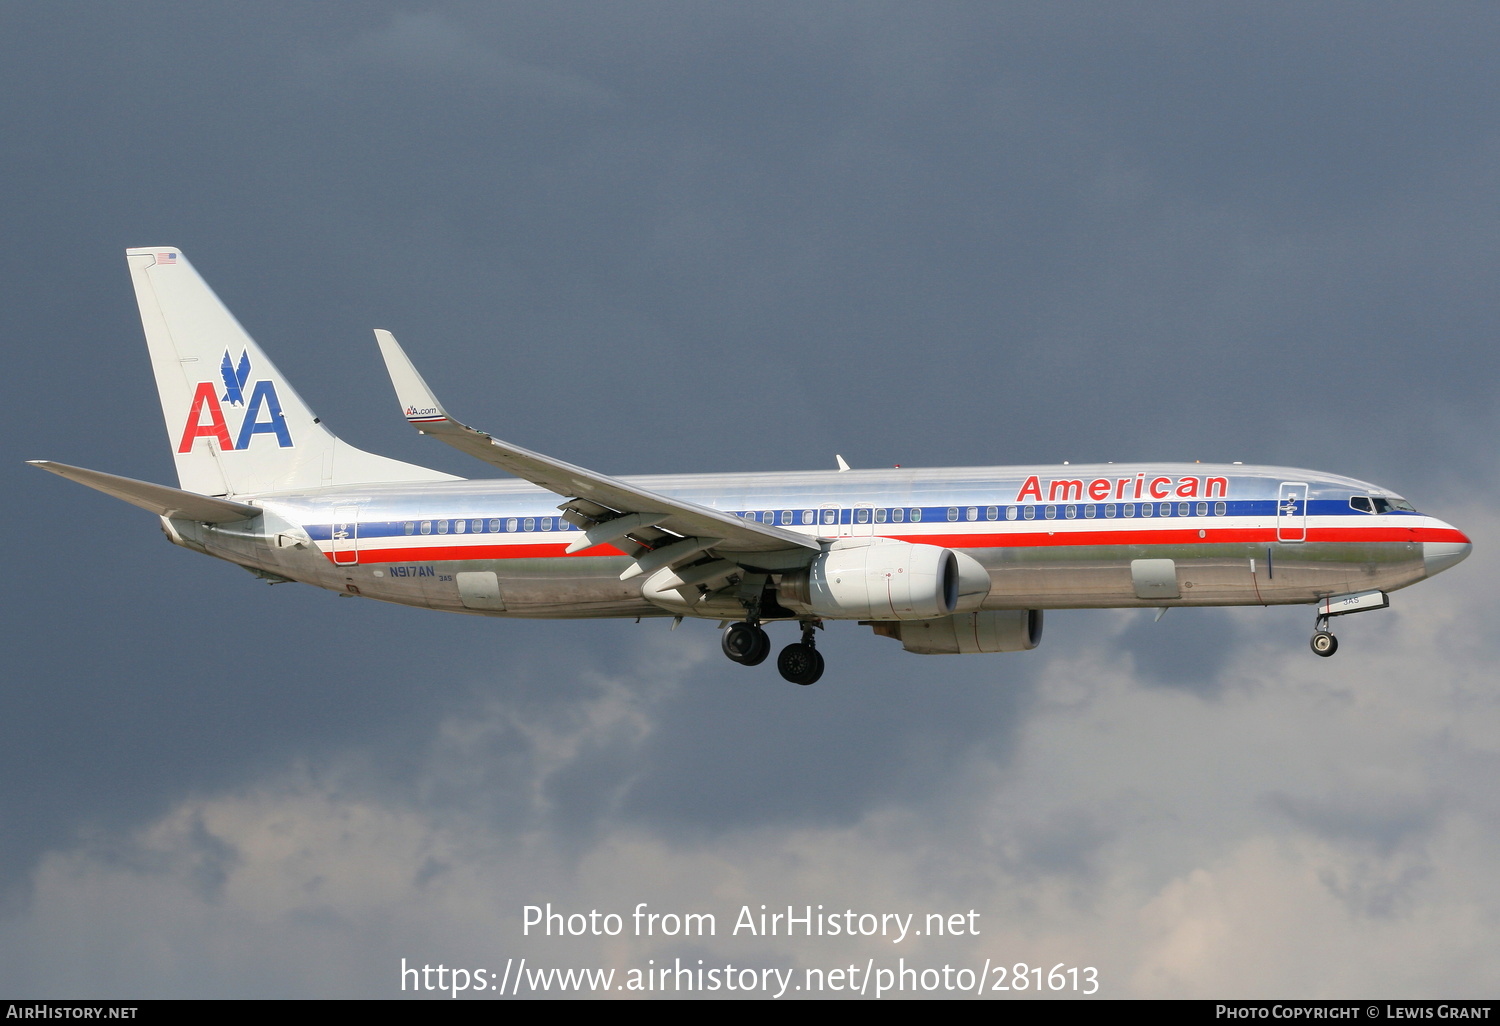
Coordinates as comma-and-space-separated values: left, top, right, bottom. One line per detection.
1362, 496, 1419, 514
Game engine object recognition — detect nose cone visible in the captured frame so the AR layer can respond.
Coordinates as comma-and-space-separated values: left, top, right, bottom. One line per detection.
1424, 526, 1472, 578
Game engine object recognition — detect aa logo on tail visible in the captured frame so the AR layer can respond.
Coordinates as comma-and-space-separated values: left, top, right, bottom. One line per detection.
178, 349, 293, 453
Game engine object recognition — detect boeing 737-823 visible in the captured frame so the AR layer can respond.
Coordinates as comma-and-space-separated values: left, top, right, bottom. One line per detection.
29, 248, 1472, 684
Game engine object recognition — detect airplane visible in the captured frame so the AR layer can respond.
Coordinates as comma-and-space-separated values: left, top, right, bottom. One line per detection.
29, 248, 1472, 685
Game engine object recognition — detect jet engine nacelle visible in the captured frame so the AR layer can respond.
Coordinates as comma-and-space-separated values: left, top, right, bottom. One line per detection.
868, 609, 1045, 655
779, 538, 991, 620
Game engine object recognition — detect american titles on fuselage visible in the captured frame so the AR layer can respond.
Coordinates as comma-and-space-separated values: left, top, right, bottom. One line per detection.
1017, 473, 1227, 502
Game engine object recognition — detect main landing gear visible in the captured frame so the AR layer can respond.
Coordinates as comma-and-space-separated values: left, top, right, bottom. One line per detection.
722, 619, 824, 685
722, 621, 771, 666
778, 622, 825, 686
1310, 615, 1338, 658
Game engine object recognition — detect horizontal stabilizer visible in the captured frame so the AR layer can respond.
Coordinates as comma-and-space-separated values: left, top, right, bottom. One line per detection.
28, 461, 261, 522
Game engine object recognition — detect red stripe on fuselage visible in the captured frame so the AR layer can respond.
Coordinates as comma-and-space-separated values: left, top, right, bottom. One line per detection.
898, 525, 1466, 548
317, 524, 1465, 564
328, 542, 630, 563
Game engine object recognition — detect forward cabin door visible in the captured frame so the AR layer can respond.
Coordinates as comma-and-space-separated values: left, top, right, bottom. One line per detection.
1277, 482, 1308, 543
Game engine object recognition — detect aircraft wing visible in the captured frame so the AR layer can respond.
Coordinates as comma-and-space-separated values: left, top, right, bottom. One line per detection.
374, 331, 820, 576
28, 461, 261, 522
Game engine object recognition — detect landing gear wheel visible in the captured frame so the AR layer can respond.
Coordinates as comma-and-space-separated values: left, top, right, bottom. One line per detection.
723, 622, 771, 666
1310, 631, 1338, 657
777, 643, 824, 685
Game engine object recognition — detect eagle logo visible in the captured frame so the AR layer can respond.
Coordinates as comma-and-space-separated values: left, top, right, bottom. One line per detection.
220, 349, 252, 406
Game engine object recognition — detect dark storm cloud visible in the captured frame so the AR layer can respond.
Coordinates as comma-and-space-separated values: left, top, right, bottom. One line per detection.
2, 1, 1497, 996
1004, 807, 1114, 881
617, 639, 1037, 833
1119, 607, 1240, 695
8, 2, 1492, 481
1266, 789, 1442, 858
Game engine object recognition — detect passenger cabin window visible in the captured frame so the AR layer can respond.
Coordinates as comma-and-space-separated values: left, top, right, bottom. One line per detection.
455, 520, 467, 534
420, 521, 432, 534
404, 522, 415, 535
1023, 506, 1036, 520
801, 510, 814, 525
965, 507, 978, 521
489, 519, 501, 532
874, 508, 887, 524
856, 508, 871, 524
986, 506, 998, 521
781, 510, 793, 525
1065, 505, 1077, 519
1141, 504, 1154, 518
437, 520, 449, 534
910, 508, 923, 522
1044, 506, 1057, 520
524, 518, 535, 532
1214, 502, 1226, 516
1084, 504, 1097, 519
1005, 507, 1018, 521
947, 507, 959, 522
1122, 503, 1135, 518
892, 508, 905, 523
1104, 504, 1116, 518
506, 518, 518, 532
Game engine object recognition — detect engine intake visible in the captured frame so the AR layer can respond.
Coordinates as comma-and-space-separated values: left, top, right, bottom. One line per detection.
778, 538, 989, 620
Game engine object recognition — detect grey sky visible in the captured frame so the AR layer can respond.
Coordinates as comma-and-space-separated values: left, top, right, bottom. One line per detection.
3, 2, 1497, 998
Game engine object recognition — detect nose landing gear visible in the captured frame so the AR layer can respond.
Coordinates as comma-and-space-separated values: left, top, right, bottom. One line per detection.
1310, 631, 1338, 657
1310, 615, 1338, 657
1306, 590, 1389, 658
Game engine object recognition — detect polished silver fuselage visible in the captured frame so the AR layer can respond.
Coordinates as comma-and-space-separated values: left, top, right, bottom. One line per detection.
164, 462, 1466, 620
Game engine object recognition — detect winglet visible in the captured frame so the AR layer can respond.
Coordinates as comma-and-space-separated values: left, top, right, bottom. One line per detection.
374, 329, 451, 426
368, 330, 819, 557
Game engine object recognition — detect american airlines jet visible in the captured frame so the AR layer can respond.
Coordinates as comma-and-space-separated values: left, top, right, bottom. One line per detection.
30, 248, 1472, 684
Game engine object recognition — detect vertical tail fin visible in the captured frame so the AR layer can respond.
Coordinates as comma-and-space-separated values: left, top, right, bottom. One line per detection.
126, 247, 459, 495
